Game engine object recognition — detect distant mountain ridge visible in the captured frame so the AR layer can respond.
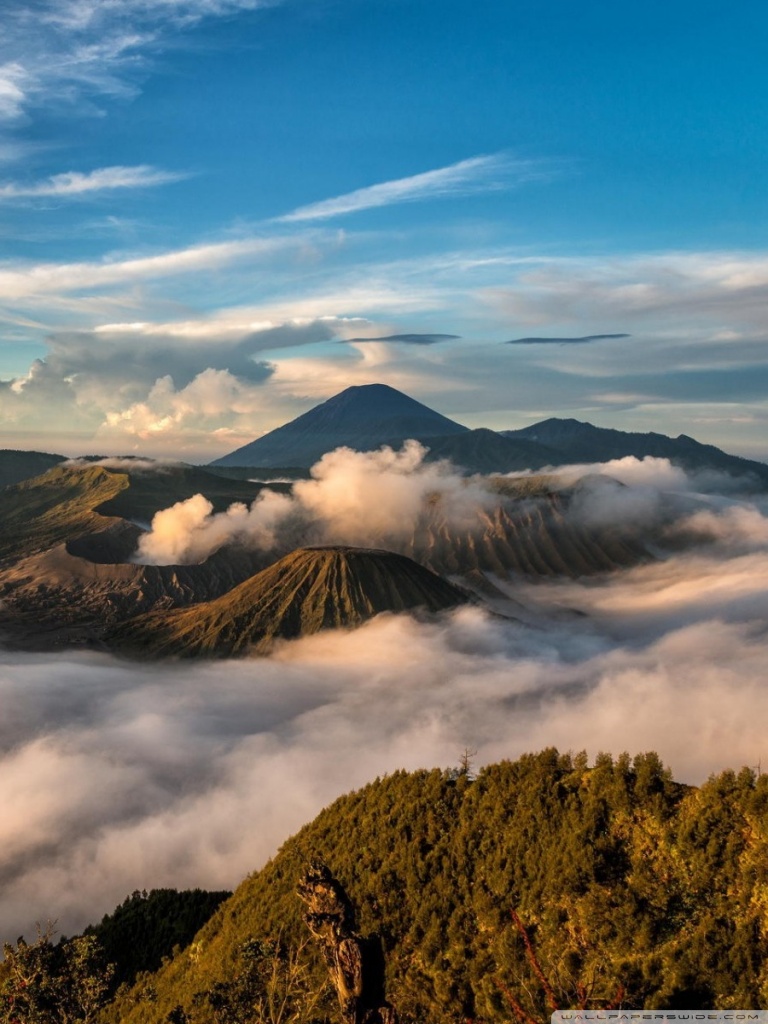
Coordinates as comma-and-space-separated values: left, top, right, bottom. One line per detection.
210, 383, 768, 485
504, 417, 768, 485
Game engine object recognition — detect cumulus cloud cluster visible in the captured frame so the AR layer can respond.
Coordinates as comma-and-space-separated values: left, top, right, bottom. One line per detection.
9, 239, 768, 460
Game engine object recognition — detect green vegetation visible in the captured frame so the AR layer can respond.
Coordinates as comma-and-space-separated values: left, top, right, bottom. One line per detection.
85, 889, 232, 990
99, 750, 768, 1023
0, 890, 231, 1023
0, 929, 114, 1023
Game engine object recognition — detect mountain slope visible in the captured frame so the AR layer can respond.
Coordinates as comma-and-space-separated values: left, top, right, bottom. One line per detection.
0, 462, 282, 567
0, 463, 288, 648
0, 449, 66, 489
210, 383, 469, 468
505, 418, 768, 485
421, 427, 562, 474
102, 751, 768, 1024
108, 546, 468, 657
0, 464, 131, 566
405, 475, 648, 578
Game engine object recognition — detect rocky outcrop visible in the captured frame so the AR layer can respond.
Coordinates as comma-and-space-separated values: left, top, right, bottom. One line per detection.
297, 863, 397, 1024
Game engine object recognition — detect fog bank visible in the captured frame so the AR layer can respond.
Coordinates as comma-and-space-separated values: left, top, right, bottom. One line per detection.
5, 448, 768, 944
3, 544, 768, 943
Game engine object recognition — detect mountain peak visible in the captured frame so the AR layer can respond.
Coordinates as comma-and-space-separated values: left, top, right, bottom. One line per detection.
210, 383, 468, 468
108, 545, 467, 657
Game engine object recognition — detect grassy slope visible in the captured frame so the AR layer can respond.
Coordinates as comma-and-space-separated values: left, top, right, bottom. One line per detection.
0, 465, 130, 566
103, 751, 768, 1023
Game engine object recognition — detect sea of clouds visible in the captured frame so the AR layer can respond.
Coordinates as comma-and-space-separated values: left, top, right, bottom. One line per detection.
3, 447, 768, 943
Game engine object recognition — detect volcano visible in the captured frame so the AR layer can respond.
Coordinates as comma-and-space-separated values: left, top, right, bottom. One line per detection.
209, 383, 469, 468
107, 545, 467, 657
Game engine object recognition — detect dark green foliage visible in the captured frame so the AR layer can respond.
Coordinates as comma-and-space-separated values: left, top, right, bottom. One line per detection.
102, 751, 768, 1023
0, 929, 113, 1023
85, 889, 231, 990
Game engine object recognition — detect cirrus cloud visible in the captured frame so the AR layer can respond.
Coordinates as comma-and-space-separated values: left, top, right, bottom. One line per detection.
0, 164, 186, 200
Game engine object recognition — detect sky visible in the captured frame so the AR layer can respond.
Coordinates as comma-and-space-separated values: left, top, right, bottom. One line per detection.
1, 0, 768, 461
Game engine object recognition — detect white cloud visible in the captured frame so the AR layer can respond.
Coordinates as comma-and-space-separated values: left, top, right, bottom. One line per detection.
279, 154, 547, 223
6, 459, 768, 944
0, 235, 302, 301
0, 63, 28, 120
484, 250, 768, 336
0, 164, 186, 199
99, 368, 271, 442
3, 595, 768, 944
43, 0, 272, 32
134, 439, 496, 563
0, 0, 274, 121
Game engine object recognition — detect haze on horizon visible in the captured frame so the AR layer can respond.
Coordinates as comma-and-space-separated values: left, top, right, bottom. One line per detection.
0, 0, 767, 462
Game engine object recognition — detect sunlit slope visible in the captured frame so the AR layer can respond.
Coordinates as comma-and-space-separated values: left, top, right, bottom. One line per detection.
0, 462, 279, 566
0, 542, 271, 645
109, 546, 467, 657
0, 465, 131, 565
103, 751, 768, 1024
0, 464, 282, 645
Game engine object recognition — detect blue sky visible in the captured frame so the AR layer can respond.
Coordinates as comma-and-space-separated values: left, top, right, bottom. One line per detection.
1, 0, 767, 460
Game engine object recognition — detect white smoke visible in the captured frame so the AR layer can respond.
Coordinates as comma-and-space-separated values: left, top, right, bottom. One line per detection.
671, 503, 768, 551
134, 441, 494, 564
291, 440, 490, 545
133, 447, 768, 565
136, 490, 294, 565
3, 572, 768, 946
561, 454, 691, 491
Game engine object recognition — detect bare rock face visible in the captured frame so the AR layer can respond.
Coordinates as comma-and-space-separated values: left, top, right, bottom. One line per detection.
297, 863, 397, 1024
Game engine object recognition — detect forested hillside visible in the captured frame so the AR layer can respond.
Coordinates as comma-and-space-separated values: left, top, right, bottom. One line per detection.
94, 750, 768, 1023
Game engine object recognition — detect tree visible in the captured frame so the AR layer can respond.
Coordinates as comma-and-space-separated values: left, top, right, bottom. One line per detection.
0, 927, 114, 1024
191, 937, 327, 1024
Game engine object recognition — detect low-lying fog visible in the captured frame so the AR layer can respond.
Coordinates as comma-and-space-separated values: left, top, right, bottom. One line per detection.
3, 449, 768, 944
